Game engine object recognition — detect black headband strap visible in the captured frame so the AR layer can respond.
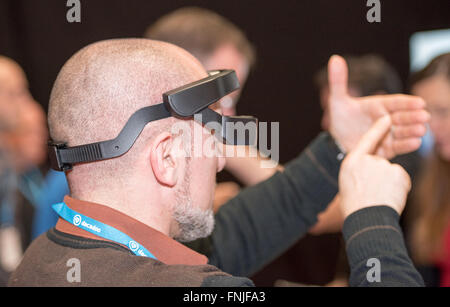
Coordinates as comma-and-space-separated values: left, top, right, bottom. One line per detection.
48, 70, 257, 171
49, 103, 171, 171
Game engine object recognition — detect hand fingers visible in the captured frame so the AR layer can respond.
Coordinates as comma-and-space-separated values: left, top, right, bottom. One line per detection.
392, 138, 422, 155
352, 115, 392, 156
327, 55, 348, 99
391, 109, 430, 125
382, 94, 426, 112
390, 124, 427, 139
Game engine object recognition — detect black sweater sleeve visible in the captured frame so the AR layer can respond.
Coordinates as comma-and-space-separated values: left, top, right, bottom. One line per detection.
187, 132, 343, 277
342, 206, 425, 287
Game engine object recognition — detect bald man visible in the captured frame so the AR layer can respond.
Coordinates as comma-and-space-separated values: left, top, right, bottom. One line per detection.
9, 39, 426, 286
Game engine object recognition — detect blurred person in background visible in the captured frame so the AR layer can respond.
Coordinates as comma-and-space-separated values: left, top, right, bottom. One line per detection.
408, 52, 450, 287
0, 56, 48, 285
145, 7, 282, 211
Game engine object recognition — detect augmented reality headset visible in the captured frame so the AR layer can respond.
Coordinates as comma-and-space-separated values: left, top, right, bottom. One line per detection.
48, 69, 258, 171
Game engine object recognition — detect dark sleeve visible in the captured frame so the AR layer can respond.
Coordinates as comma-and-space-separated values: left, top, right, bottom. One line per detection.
187, 132, 342, 277
390, 151, 422, 182
342, 206, 425, 287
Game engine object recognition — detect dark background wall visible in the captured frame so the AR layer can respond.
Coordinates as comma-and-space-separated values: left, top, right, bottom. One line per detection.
0, 0, 449, 285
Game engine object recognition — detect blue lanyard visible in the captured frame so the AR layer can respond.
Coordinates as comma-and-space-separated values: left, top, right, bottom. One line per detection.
52, 202, 157, 260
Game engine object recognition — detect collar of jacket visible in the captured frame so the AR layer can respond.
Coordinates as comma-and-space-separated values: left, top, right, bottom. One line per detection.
55, 195, 208, 266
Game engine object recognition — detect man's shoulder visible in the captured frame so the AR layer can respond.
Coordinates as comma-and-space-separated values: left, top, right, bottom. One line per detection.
8, 229, 253, 287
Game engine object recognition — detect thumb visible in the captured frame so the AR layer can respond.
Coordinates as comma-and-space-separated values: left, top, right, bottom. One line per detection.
352, 115, 392, 156
328, 55, 348, 99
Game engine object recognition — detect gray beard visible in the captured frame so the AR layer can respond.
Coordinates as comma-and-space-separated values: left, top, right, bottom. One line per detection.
172, 201, 215, 242
171, 161, 215, 242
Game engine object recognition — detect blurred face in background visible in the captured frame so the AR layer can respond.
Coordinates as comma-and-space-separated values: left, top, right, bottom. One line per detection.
412, 74, 450, 161
0, 57, 47, 171
202, 44, 250, 116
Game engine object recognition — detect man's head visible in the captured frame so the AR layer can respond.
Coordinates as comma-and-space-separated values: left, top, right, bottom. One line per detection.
48, 39, 225, 241
315, 54, 402, 131
0, 56, 47, 171
145, 7, 256, 116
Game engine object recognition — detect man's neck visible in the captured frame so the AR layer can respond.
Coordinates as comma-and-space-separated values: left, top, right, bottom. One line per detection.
70, 190, 173, 237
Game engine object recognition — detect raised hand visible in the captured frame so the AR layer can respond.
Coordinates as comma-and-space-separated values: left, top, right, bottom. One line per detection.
328, 55, 429, 159
339, 115, 411, 218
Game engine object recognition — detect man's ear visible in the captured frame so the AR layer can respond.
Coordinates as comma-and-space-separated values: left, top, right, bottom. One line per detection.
149, 132, 181, 187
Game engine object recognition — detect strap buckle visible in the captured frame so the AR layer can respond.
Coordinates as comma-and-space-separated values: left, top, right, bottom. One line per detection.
48, 141, 73, 171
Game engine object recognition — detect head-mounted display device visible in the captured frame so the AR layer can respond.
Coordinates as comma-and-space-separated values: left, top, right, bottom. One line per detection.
48, 69, 258, 171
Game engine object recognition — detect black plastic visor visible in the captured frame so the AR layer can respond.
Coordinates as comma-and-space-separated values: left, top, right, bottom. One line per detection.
48, 69, 258, 171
